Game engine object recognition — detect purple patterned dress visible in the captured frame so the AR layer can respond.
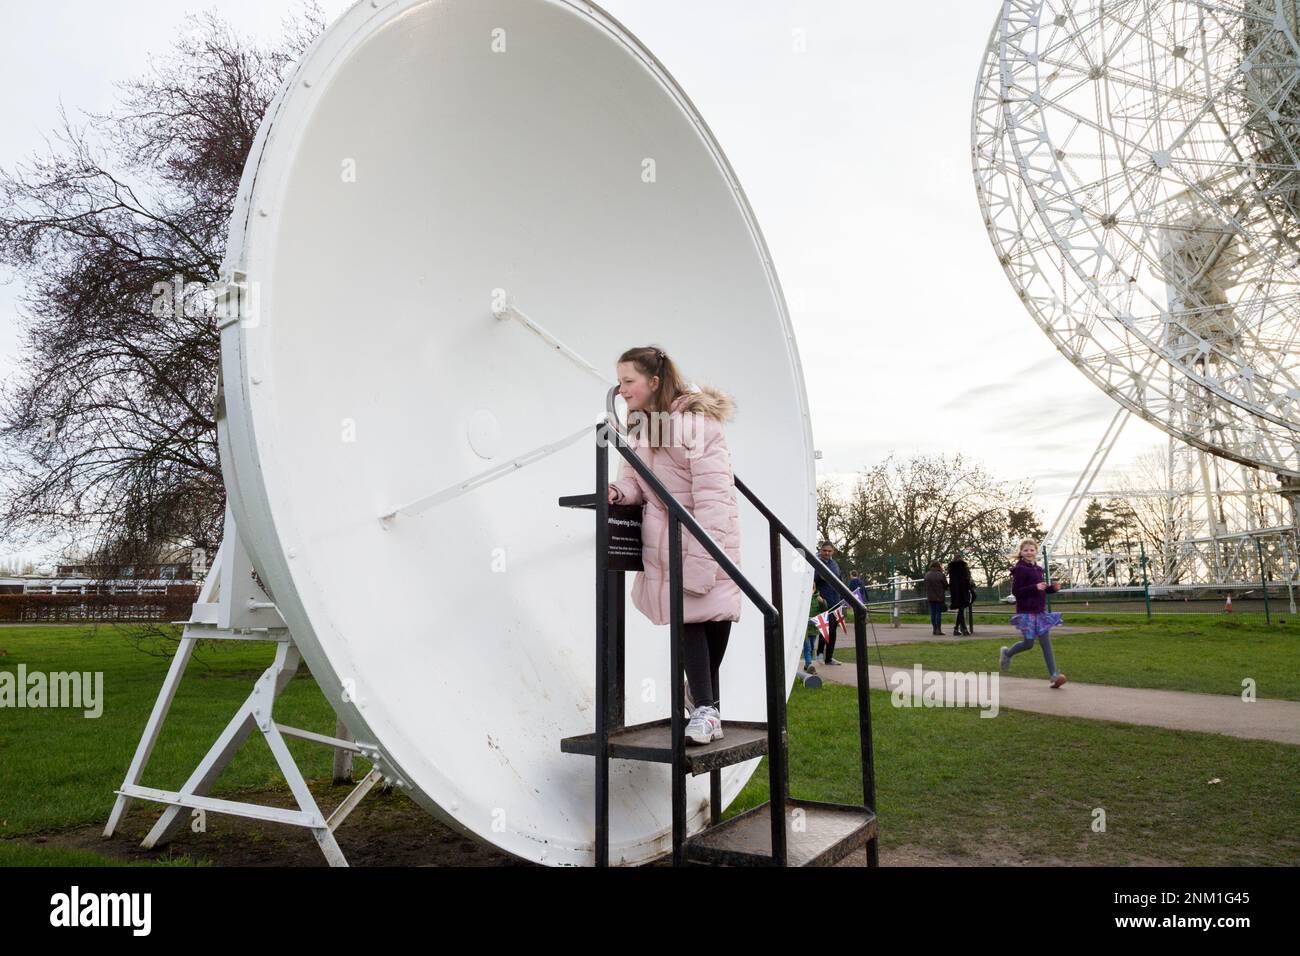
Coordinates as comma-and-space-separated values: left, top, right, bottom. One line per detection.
1010, 611, 1063, 638
1009, 559, 1062, 637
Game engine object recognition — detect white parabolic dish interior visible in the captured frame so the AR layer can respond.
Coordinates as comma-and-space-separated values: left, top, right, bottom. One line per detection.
218, 0, 816, 865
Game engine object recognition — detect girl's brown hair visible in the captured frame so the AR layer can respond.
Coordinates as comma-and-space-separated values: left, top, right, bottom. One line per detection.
618, 345, 688, 443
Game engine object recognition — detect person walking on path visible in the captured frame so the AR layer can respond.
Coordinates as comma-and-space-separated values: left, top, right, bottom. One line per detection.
946, 554, 977, 636
847, 568, 866, 596
813, 541, 844, 665
802, 584, 821, 675
607, 346, 740, 744
923, 561, 948, 635
999, 538, 1069, 687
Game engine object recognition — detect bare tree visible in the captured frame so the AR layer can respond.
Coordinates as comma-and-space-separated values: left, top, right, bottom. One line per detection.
969, 505, 1046, 589
1112, 445, 1189, 582
816, 477, 848, 552
0, 7, 324, 576
826, 453, 1041, 586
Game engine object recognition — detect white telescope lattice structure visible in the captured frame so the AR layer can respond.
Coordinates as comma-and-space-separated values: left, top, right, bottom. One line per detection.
974, 0, 1300, 589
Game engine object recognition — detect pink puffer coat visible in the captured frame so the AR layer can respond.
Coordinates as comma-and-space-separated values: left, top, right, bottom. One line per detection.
609, 385, 742, 625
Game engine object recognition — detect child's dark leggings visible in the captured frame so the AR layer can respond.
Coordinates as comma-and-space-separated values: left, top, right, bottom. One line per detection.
683, 620, 732, 710
1008, 632, 1058, 677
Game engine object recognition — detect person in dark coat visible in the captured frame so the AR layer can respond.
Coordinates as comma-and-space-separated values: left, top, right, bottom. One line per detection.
847, 568, 866, 595
946, 555, 977, 636
923, 561, 948, 635
813, 540, 844, 665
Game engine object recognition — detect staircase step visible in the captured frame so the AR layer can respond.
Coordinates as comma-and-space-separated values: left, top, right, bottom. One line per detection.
685, 798, 876, 867
560, 718, 770, 775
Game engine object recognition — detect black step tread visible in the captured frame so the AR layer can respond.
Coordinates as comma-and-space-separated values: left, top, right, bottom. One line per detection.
560, 718, 770, 775
685, 798, 875, 867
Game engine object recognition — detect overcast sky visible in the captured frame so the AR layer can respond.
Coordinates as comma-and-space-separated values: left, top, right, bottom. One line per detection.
0, 0, 1169, 567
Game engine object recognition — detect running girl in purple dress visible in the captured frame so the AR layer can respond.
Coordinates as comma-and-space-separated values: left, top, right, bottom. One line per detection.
999, 538, 1069, 688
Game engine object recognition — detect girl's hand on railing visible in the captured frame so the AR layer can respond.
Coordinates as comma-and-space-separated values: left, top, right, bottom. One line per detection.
608, 486, 621, 504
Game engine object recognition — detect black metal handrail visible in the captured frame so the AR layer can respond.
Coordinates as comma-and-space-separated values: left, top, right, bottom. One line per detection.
604, 388, 862, 610
597, 418, 787, 865
734, 476, 867, 614
580, 385, 876, 867
735, 474, 877, 842
603, 428, 778, 620
602, 387, 779, 616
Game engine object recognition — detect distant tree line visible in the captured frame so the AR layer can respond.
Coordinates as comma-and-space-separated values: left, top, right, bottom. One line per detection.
816, 453, 1046, 588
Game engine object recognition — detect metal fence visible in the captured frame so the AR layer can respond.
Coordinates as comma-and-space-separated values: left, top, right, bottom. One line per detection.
836, 576, 1298, 624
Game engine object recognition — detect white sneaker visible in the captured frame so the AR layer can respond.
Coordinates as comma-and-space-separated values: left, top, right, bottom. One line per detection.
999, 646, 1010, 674
684, 705, 723, 745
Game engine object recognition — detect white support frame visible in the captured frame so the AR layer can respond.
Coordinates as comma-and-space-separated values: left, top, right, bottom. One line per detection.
103, 506, 386, 867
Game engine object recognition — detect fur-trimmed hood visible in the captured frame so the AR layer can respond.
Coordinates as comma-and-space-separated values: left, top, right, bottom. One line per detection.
670, 384, 736, 422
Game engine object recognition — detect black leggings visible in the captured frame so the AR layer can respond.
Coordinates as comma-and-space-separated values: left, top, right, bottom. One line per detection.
683, 620, 732, 710
817, 614, 839, 660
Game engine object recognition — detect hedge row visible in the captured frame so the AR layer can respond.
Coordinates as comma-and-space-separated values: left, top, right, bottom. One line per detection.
0, 590, 199, 623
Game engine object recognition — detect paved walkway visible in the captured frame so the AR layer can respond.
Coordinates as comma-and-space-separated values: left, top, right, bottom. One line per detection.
817, 661, 1300, 746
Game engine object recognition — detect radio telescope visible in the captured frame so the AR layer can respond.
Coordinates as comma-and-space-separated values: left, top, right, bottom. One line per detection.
991, 0, 1300, 478
974, 1, 1300, 587
103, 0, 821, 867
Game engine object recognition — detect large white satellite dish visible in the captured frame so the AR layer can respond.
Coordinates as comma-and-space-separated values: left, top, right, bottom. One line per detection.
215, 0, 816, 865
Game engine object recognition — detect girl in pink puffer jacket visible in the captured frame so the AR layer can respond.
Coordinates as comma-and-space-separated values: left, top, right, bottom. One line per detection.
607, 346, 741, 745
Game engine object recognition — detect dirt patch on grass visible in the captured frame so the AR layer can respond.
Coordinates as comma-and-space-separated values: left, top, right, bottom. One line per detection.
863, 842, 1122, 867
15, 781, 1188, 868
32, 778, 532, 867
859, 822, 1187, 868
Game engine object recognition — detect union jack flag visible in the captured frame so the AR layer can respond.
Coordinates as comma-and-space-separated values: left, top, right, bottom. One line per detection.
810, 611, 831, 640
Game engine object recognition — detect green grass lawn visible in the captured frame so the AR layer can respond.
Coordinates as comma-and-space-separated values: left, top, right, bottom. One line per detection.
2, 622, 1296, 865
833, 614, 1300, 700
729, 681, 1300, 866
0, 624, 363, 838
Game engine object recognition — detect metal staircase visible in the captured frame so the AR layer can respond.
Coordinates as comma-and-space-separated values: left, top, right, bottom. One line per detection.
559, 387, 878, 867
